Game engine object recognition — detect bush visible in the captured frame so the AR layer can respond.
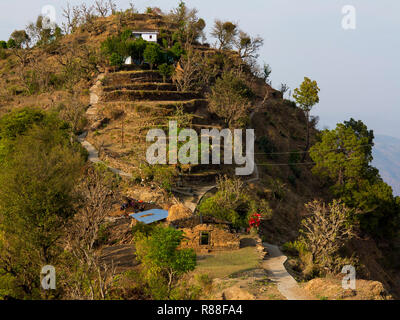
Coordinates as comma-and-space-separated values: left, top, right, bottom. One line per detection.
158, 63, 174, 82
132, 222, 155, 237
135, 226, 197, 299
143, 43, 164, 70
110, 52, 124, 68
6, 38, 16, 49
0, 48, 7, 60
142, 164, 177, 191
197, 175, 254, 228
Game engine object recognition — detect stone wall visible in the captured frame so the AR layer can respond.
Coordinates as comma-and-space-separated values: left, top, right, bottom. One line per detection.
180, 224, 240, 253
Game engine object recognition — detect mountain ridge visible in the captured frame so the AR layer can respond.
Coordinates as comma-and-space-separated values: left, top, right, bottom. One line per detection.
373, 134, 400, 196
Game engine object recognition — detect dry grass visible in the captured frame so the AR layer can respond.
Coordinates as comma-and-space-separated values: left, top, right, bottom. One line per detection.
195, 246, 261, 279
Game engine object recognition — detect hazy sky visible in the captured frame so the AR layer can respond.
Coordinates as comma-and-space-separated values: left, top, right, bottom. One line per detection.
1, 0, 399, 138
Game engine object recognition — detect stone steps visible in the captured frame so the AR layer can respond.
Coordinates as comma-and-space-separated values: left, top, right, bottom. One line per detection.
102, 90, 202, 102
103, 82, 177, 92
102, 70, 164, 86
182, 170, 219, 183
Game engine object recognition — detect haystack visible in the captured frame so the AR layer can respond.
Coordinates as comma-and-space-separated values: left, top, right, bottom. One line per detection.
167, 204, 193, 223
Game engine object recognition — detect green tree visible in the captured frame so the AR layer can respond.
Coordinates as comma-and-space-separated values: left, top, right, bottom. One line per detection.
9, 30, 30, 48
135, 226, 196, 298
207, 71, 253, 127
197, 176, 256, 228
158, 63, 174, 82
109, 52, 124, 68
0, 109, 85, 299
310, 121, 400, 236
211, 20, 238, 50
26, 15, 62, 47
293, 77, 320, 159
169, 1, 206, 47
0, 41, 7, 49
6, 38, 16, 49
234, 31, 264, 60
143, 43, 163, 70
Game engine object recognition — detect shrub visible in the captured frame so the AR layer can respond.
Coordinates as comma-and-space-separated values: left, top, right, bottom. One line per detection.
132, 222, 155, 237
135, 226, 196, 299
197, 175, 254, 228
158, 63, 174, 82
299, 200, 356, 275
143, 43, 164, 70
0, 48, 7, 60
207, 71, 253, 128
6, 38, 16, 49
110, 52, 124, 68
142, 164, 177, 191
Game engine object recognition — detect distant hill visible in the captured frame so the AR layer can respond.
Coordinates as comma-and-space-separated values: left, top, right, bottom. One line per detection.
372, 135, 400, 196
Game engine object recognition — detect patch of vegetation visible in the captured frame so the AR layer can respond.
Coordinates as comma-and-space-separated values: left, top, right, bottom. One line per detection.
310, 119, 400, 236
135, 225, 197, 299
195, 247, 260, 279
198, 175, 272, 229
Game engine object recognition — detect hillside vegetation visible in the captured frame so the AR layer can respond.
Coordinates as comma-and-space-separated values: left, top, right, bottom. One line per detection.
0, 1, 399, 300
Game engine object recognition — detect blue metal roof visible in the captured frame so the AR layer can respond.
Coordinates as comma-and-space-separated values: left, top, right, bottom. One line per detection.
130, 209, 169, 225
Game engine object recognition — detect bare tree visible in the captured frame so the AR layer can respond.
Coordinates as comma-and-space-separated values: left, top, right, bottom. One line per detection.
64, 167, 116, 300
94, 0, 109, 17
211, 20, 238, 50
280, 83, 289, 97
234, 31, 264, 60
300, 200, 356, 273
129, 2, 138, 13
94, 0, 116, 17
62, 2, 96, 34
173, 49, 215, 92
207, 70, 252, 128
58, 93, 87, 134
62, 3, 73, 34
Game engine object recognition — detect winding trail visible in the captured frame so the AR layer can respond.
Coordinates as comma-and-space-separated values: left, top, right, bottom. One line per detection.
262, 244, 311, 300
78, 132, 132, 178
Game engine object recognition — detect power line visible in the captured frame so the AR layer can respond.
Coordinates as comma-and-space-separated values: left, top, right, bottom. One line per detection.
252, 143, 374, 156
256, 157, 359, 167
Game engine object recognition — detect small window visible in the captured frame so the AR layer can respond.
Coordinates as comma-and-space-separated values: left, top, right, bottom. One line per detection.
149, 35, 153, 39
200, 232, 210, 246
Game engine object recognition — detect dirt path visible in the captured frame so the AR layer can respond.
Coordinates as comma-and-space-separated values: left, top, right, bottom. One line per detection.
78, 132, 132, 178
262, 243, 311, 300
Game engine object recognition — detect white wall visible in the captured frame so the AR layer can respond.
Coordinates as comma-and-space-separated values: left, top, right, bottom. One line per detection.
141, 33, 157, 42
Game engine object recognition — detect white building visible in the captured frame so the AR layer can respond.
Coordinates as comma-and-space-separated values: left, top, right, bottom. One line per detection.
132, 31, 159, 43
124, 31, 159, 65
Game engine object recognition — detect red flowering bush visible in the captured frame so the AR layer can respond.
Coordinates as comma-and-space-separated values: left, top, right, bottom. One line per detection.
248, 213, 261, 232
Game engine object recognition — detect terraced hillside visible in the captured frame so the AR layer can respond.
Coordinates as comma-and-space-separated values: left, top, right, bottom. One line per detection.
85, 68, 230, 208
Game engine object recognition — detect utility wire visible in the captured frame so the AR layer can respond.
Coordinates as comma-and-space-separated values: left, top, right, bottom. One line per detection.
256, 157, 359, 167
251, 143, 374, 155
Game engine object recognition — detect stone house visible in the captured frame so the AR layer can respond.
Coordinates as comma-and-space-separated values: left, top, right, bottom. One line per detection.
167, 205, 241, 253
